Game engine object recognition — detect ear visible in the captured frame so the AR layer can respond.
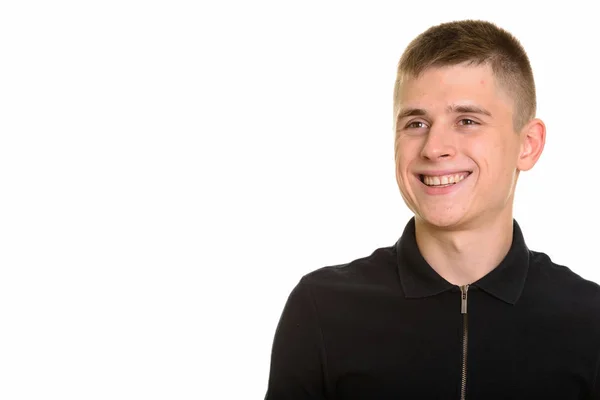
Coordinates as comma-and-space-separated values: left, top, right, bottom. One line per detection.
517, 118, 546, 172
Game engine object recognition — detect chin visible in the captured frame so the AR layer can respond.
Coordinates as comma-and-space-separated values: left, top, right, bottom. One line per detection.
415, 210, 469, 230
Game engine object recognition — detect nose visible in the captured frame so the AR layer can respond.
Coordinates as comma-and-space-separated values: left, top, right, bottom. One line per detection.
420, 124, 456, 161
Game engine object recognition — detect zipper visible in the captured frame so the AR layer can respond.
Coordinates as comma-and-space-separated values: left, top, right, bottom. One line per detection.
460, 284, 469, 400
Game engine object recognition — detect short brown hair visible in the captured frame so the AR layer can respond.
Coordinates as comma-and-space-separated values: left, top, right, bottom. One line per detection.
393, 20, 536, 131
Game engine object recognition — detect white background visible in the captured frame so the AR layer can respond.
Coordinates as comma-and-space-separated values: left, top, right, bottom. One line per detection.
1, 1, 599, 399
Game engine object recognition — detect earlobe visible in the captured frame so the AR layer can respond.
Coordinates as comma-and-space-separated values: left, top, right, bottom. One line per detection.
517, 118, 546, 171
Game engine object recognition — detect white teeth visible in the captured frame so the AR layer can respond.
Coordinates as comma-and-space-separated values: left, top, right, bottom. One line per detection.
422, 172, 470, 186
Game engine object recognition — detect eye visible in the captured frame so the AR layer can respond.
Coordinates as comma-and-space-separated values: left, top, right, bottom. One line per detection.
457, 118, 479, 126
406, 121, 428, 129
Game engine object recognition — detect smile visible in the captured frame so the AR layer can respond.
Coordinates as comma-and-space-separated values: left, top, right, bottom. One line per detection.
419, 171, 472, 187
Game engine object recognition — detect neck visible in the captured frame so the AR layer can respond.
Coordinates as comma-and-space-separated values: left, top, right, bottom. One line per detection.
414, 211, 514, 286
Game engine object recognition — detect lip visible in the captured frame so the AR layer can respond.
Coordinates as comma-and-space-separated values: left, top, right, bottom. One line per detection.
415, 171, 473, 196
415, 169, 473, 176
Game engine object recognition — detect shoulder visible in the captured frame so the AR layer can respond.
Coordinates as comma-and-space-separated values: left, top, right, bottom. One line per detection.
528, 250, 600, 291
299, 243, 400, 292
527, 250, 600, 313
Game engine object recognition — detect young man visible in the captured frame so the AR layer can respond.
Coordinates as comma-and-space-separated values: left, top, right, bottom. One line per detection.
265, 20, 600, 399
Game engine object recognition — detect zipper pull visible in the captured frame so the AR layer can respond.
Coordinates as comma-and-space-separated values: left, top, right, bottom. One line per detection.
460, 284, 469, 314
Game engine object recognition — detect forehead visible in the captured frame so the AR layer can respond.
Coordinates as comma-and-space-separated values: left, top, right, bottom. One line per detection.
396, 64, 513, 114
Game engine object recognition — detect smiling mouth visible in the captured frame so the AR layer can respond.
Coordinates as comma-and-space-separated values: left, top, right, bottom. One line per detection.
418, 171, 472, 187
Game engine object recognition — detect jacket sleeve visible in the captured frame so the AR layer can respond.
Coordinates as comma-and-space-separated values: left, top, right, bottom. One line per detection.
264, 279, 329, 399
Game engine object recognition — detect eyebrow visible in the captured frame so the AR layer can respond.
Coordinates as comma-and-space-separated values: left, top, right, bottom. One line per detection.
396, 104, 493, 123
447, 104, 492, 117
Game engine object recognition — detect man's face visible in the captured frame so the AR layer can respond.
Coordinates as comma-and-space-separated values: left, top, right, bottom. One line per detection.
394, 63, 524, 229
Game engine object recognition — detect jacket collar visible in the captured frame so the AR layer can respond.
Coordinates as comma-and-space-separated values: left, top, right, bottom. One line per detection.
396, 217, 530, 305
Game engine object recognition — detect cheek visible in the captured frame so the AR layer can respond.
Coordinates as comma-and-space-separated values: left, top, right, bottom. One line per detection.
394, 136, 405, 158
394, 140, 407, 168
394, 140, 414, 188
394, 137, 420, 166
469, 138, 518, 184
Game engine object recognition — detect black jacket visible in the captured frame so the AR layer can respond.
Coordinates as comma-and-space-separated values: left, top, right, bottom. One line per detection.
265, 218, 600, 399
